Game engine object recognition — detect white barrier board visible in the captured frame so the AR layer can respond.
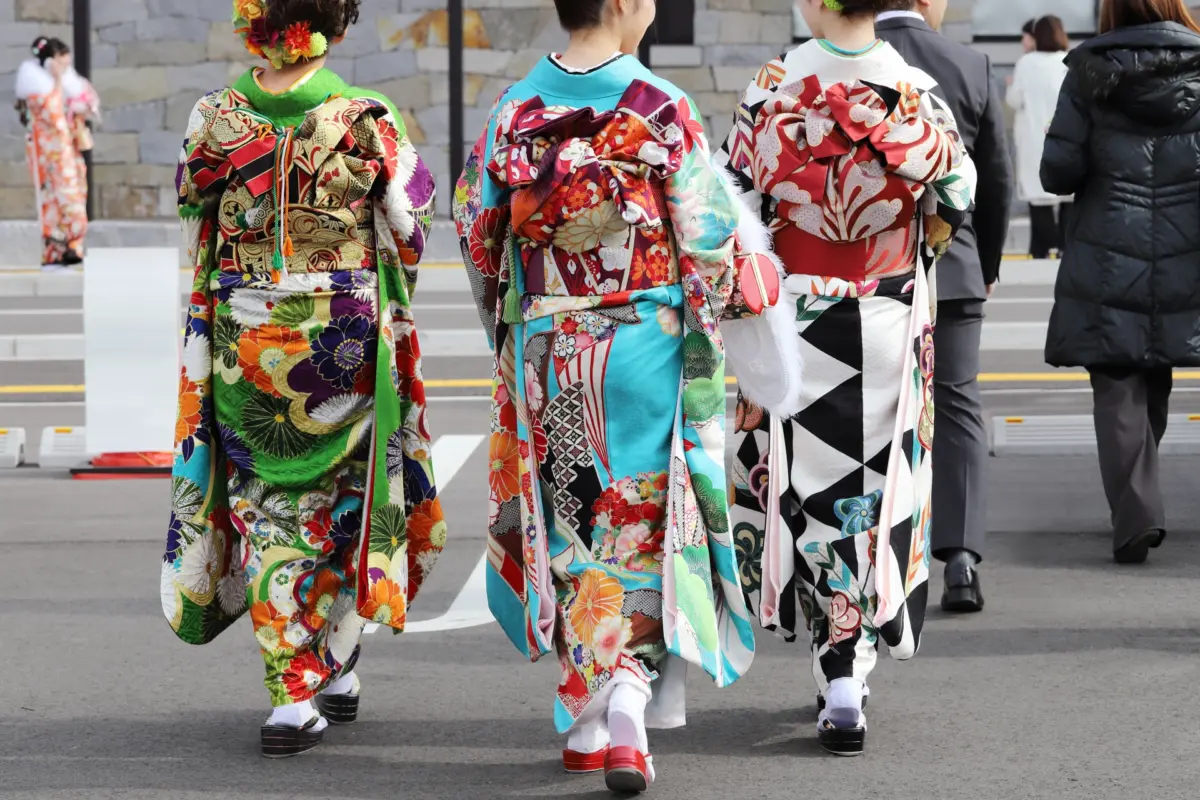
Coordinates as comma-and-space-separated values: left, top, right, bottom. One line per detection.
84, 248, 181, 456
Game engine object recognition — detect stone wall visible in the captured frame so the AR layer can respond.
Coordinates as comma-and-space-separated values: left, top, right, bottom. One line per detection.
0, 0, 1067, 221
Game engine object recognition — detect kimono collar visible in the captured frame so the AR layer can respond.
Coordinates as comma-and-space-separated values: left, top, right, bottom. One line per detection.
524, 54, 649, 101
232, 67, 349, 128
788, 39, 937, 93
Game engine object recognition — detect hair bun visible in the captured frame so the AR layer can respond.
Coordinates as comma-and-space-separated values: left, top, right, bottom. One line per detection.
31, 36, 48, 56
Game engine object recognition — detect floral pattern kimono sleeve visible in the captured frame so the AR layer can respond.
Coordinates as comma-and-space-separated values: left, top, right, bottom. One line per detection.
663, 98, 739, 328
162, 90, 242, 644
452, 90, 512, 351
372, 112, 436, 301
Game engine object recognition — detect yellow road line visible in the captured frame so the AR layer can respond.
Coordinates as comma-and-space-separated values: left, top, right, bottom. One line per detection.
6, 371, 1200, 395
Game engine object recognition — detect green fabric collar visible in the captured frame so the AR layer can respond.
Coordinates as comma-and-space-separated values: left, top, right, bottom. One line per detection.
231, 67, 348, 127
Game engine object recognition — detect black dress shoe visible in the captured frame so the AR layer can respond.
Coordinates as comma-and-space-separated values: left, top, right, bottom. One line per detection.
941, 551, 984, 613
1114, 529, 1166, 564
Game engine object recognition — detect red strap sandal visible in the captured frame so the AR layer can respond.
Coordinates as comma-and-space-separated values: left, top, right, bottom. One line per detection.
562, 745, 609, 774
604, 745, 652, 793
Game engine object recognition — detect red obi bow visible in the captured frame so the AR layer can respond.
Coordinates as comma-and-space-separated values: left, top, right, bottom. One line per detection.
486, 83, 685, 242
750, 76, 957, 244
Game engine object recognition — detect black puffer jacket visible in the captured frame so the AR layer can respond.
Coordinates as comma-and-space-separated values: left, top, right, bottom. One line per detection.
1041, 22, 1200, 368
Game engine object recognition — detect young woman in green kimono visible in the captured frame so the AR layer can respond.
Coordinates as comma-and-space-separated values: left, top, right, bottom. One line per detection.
161, 0, 444, 758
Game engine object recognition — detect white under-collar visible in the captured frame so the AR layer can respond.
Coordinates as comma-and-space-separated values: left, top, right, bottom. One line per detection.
876, 10, 927, 23
550, 52, 624, 75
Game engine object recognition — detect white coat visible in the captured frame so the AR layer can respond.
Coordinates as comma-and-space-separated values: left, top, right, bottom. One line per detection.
1007, 50, 1070, 205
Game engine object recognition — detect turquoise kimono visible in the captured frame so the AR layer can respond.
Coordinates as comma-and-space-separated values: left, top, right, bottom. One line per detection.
453, 54, 757, 730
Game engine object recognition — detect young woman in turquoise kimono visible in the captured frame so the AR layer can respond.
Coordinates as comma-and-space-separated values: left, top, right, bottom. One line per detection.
454, 0, 791, 792
162, 0, 445, 758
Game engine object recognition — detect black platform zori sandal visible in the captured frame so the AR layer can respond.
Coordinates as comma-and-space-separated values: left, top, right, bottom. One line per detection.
817, 709, 866, 757
314, 691, 360, 725
261, 716, 325, 759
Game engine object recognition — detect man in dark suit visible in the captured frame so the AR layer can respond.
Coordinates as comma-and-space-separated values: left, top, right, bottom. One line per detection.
876, 1, 1014, 613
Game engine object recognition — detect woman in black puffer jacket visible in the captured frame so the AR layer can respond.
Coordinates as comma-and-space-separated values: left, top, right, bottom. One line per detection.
1041, 0, 1200, 564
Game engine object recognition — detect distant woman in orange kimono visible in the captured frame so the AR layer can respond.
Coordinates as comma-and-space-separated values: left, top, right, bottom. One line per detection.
14, 37, 94, 270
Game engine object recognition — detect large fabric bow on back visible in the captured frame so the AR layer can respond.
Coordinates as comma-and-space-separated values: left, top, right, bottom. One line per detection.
750, 75, 960, 244
487, 85, 686, 240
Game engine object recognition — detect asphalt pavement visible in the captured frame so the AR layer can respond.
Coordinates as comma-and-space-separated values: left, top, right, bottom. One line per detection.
1, 256, 1199, 799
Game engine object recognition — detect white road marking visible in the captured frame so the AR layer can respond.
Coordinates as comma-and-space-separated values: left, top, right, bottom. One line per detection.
403, 554, 490, 633
364, 433, 486, 635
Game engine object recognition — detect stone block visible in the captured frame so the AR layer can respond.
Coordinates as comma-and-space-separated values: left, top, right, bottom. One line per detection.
689, 90, 739, 120
356, 50, 418, 85
207, 21, 248, 62
651, 45, 703, 68
657, 67, 715, 94
704, 44, 782, 66
157, 186, 175, 217
472, 77, 508, 109
503, 49, 545, 80
92, 163, 177, 187
380, 9, 490, 52
99, 185, 157, 218
92, 133, 140, 165
148, 0, 233, 22
0, 187, 35, 218
399, 109, 425, 145
479, 9, 544, 50
0, 45, 29, 73
98, 22, 139, 45
135, 17, 210, 43
118, 42, 207, 67
713, 65, 755, 93
0, 20, 39, 45
325, 58, 356, 84
165, 92, 201, 132
139, 130, 184, 166
165, 62, 230, 95
0, 160, 31, 187
431, 73, 487, 106
93, 44, 119, 70
93, 67, 171, 106
368, 75, 433, 109
0, 134, 26, 162
92, 0, 150, 27
15, 0, 67, 23
101, 100, 166, 134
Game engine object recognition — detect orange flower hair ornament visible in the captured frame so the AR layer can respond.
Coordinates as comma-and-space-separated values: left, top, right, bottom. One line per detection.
233, 0, 329, 69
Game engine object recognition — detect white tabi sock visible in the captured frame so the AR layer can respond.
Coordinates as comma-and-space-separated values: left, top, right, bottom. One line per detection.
267, 700, 328, 731
825, 677, 865, 713
321, 671, 358, 697
607, 682, 650, 754
566, 717, 610, 754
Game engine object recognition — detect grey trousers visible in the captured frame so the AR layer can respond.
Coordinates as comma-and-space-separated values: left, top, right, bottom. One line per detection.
931, 300, 988, 562
1089, 367, 1173, 549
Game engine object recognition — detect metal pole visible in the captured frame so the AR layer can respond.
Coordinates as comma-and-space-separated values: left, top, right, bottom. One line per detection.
73, 0, 93, 221
448, 0, 464, 188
